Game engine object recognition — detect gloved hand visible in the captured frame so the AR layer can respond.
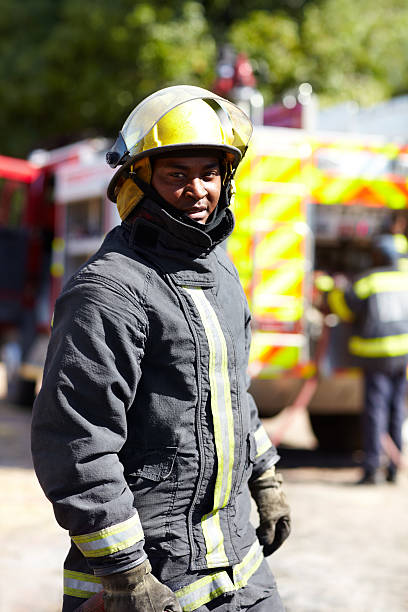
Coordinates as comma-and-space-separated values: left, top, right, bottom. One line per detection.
249, 467, 291, 557
100, 559, 182, 612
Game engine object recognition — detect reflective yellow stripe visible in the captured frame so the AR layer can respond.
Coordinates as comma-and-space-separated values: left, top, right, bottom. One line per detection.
63, 569, 102, 599
349, 334, 408, 358
353, 271, 407, 299
254, 424, 272, 458
398, 257, 408, 272
176, 571, 234, 611
175, 540, 264, 611
327, 288, 355, 323
72, 513, 144, 558
233, 540, 264, 589
394, 234, 408, 254
184, 287, 234, 568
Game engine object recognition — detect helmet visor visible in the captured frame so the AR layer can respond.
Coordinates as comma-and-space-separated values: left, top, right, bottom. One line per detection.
121, 85, 252, 161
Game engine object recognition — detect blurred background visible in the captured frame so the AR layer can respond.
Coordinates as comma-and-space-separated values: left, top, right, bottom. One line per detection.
3, 0, 408, 157
1, 1, 408, 610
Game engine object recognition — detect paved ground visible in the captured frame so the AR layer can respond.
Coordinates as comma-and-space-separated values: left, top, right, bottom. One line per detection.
1, 400, 408, 612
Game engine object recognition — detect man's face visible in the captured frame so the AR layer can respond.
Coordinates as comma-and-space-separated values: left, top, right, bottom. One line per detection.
151, 155, 222, 224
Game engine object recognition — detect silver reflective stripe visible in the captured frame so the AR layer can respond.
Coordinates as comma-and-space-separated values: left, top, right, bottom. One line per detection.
63, 569, 102, 599
71, 513, 144, 558
176, 571, 234, 612
175, 539, 264, 611
233, 540, 263, 588
254, 424, 272, 459
184, 287, 235, 568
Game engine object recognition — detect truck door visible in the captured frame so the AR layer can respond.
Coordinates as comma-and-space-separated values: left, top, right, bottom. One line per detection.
229, 127, 314, 411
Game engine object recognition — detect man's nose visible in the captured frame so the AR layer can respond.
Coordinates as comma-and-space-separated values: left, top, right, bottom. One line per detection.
186, 178, 207, 199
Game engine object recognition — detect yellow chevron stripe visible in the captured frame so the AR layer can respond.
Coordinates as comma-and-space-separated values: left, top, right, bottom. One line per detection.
249, 344, 301, 375
368, 179, 408, 209
253, 261, 304, 297
253, 193, 303, 223
254, 227, 304, 262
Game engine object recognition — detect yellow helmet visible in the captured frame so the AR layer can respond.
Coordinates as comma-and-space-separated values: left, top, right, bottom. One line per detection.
106, 85, 252, 202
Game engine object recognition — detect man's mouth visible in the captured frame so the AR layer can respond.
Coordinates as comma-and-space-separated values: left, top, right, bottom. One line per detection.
184, 205, 207, 218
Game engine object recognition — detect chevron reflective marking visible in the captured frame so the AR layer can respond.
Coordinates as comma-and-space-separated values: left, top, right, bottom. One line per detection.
252, 265, 304, 323
343, 182, 390, 207
248, 332, 304, 377
228, 232, 252, 274
253, 298, 303, 323
312, 175, 362, 205
253, 424, 273, 459
253, 154, 300, 182
310, 169, 408, 209
250, 346, 301, 377
254, 260, 304, 293
253, 226, 305, 262
254, 192, 304, 223
63, 570, 102, 599
227, 233, 253, 297
183, 287, 234, 568
71, 513, 144, 558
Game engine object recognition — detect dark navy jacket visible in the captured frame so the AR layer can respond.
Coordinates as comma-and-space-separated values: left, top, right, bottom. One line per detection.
31, 197, 279, 608
329, 264, 408, 373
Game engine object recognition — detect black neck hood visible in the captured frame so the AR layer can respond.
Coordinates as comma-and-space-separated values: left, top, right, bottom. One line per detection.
122, 193, 235, 258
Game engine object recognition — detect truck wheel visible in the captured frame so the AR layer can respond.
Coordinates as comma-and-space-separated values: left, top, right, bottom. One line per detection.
310, 413, 363, 453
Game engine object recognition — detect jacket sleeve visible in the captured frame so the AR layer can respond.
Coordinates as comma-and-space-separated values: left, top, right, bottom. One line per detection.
31, 277, 148, 576
327, 283, 361, 323
243, 303, 280, 481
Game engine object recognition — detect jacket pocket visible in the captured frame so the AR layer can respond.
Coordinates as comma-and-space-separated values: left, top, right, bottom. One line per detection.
134, 447, 178, 482
247, 432, 257, 466
128, 447, 179, 547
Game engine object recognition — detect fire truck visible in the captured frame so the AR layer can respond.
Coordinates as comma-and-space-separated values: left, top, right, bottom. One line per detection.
0, 139, 115, 403
2, 129, 408, 450
230, 127, 408, 449
0, 153, 53, 403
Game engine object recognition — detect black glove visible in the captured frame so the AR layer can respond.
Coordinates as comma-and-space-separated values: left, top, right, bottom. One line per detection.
101, 559, 182, 612
249, 467, 291, 557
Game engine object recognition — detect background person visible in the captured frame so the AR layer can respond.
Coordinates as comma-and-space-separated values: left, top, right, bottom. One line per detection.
328, 235, 408, 484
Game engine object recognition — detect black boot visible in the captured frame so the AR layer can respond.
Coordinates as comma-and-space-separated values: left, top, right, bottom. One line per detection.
356, 469, 382, 485
386, 466, 397, 483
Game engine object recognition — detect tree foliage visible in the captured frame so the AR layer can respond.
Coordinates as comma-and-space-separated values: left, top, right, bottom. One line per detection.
1, 0, 408, 157
1, 0, 215, 155
300, 0, 408, 105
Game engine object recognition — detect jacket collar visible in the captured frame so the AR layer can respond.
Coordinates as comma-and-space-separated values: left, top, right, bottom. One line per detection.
122, 197, 234, 286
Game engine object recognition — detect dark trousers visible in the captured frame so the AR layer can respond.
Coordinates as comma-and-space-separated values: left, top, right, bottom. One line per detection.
363, 370, 407, 473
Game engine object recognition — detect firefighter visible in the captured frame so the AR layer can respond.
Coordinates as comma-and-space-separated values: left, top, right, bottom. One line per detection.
31, 86, 290, 612
379, 210, 408, 271
328, 235, 408, 484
